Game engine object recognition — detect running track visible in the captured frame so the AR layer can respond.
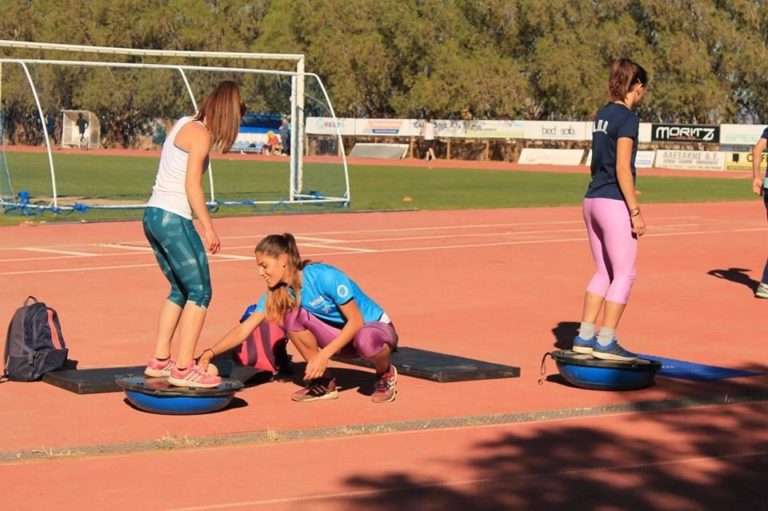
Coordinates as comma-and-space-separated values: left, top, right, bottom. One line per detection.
1, 201, 767, 510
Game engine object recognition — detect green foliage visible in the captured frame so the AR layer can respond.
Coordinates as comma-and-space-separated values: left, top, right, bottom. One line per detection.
2, 0, 768, 132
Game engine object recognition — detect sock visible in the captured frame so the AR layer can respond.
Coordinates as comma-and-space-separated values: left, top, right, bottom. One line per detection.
578, 322, 595, 340
596, 327, 616, 347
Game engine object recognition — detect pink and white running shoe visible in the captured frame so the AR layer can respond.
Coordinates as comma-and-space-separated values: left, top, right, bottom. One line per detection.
168, 365, 222, 388
144, 357, 176, 378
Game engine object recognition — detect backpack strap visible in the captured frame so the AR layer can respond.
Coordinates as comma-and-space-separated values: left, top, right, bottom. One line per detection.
46, 309, 63, 350
24, 296, 38, 306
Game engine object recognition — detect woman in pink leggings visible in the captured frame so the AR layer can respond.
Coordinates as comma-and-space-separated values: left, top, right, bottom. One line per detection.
573, 58, 648, 362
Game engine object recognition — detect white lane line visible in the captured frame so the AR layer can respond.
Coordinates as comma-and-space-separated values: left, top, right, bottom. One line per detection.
20, 247, 97, 257
211, 253, 253, 261
294, 235, 345, 243
298, 243, 375, 253
98, 243, 152, 252
3, 226, 766, 276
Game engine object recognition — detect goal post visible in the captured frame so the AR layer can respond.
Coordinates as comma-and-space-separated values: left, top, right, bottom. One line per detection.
0, 40, 349, 212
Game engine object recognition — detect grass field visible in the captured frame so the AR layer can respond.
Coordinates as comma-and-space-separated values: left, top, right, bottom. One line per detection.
0, 151, 754, 226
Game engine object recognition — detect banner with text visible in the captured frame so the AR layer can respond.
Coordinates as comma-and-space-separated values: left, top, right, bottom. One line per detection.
720, 124, 765, 146
655, 150, 725, 170
522, 121, 590, 141
651, 124, 720, 144
585, 150, 655, 168
518, 148, 584, 166
724, 152, 768, 170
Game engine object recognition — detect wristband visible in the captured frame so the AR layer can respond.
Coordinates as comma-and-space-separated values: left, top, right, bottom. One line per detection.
630, 208, 641, 217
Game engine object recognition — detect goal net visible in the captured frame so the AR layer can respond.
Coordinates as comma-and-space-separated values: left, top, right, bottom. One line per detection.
0, 43, 348, 215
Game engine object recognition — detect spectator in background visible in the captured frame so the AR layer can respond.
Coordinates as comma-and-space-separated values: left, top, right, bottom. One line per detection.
421, 116, 437, 162
279, 117, 290, 156
76, 113, 89, 148
751, 130, 768, 298
45, 113, 58, 146
263, 130, 283, 155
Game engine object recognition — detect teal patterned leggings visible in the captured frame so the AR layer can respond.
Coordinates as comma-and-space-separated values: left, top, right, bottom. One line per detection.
143, 207, 212, 308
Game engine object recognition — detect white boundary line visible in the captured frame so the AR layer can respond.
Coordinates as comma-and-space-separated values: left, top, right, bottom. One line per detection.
20, 247, 97, 257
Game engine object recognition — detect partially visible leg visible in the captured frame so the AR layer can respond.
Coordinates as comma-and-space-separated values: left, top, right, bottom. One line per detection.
286, 328, 320, 363
760, 193, 768, 293
143, 208, 187, 377
282, 308, 339, 402
169, 218, 213, 370
351, 322, 399, 403
176, 303, 208, 368
154, 300, 182, 359
589, 199, 638, 361
148, 212, 219, 387
575, 199, 611, 352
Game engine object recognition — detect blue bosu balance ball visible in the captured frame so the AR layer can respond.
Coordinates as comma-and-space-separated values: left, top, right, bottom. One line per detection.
116, 375, 244, 415
549, 350, 661, 390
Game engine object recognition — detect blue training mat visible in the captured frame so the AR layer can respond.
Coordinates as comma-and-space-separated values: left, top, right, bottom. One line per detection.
638, 354, 764, 381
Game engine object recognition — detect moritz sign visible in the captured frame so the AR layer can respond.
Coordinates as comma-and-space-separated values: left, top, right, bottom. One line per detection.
651, 124, 720, 143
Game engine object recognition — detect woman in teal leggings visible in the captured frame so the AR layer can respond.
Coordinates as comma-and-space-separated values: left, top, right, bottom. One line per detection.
143, 81, 244, 388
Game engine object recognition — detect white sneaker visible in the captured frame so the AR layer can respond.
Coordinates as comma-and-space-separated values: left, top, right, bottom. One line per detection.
756, 282, 768, 299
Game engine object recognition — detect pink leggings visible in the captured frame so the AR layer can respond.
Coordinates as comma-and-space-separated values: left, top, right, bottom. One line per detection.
583, 197, 637, 304
283, 307, 398, 359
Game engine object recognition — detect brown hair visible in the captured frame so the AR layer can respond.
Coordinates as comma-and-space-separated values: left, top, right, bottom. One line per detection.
607, 58, 648, 102
255, 233, 311, 323
193, 80, 244, 153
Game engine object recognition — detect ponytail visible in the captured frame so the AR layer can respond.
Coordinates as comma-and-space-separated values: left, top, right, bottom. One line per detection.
607, 58, 648, 102
255, 233, 311, 323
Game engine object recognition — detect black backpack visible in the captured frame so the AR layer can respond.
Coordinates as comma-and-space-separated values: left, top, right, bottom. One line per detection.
3, 296, 69, 381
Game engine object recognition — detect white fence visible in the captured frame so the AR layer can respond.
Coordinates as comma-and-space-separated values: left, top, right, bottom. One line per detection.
307, 117, 768, 171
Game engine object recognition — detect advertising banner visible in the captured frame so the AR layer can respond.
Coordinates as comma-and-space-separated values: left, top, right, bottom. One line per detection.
518, 148, 585, 165
523, 121, 588, 141
651, 124, 720, 144
724, 151, 768, 171
655, 150, 725, 170
464, 120, 525, 139
357, 119, 410, 136
638, 123, 652, 143
720, 124, 765, 146
586, 150, 655, 168
305, 117, 355, 136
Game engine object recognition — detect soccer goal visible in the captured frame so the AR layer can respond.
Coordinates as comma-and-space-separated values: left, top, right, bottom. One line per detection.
0, 40, 349, 213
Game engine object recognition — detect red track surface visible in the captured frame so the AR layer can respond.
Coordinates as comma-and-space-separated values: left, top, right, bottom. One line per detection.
1, 188, 767, 508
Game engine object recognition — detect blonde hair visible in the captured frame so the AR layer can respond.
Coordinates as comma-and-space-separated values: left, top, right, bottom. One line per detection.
607, 58, 648, 102
193, 80, 244, 153
255, 233, 311, 323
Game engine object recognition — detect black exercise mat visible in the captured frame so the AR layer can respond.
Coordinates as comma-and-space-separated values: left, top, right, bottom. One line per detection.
43, 364, 270, 394
332, 346, 520, 382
